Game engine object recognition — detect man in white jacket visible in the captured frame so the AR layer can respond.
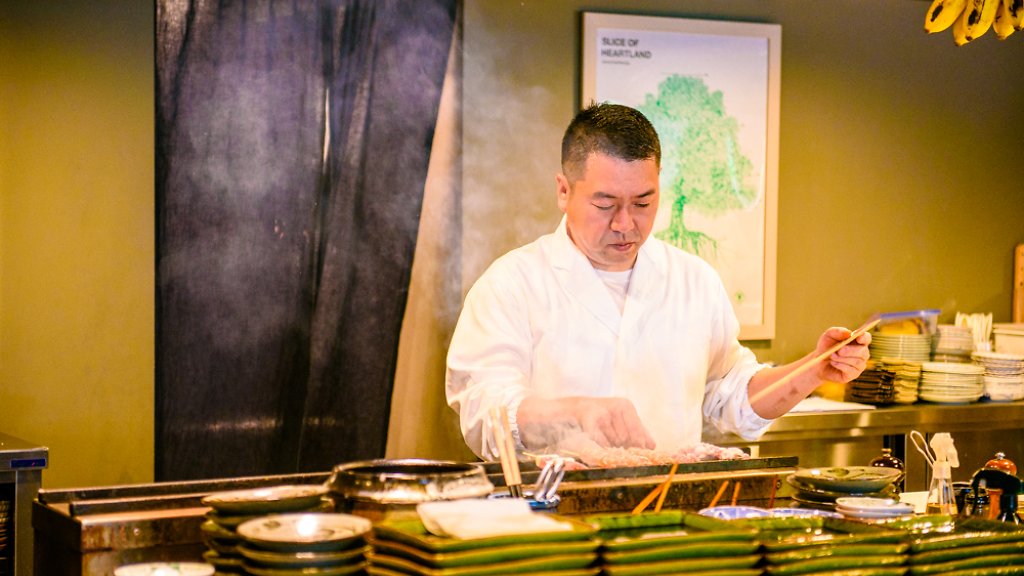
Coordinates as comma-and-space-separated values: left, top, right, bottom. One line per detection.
446, 103, 870, 460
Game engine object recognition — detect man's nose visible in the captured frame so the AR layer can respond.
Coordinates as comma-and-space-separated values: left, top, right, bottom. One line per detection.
610, 206, 634, 233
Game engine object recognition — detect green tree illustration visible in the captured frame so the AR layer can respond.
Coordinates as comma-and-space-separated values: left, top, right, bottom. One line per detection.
637, 75, 759, 261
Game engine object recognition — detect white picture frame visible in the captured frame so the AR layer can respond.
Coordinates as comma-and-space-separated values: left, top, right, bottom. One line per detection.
582, 12, 780, 340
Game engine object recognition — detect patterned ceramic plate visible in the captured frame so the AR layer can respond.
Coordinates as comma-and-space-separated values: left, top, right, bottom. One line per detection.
237, 513, 371, 552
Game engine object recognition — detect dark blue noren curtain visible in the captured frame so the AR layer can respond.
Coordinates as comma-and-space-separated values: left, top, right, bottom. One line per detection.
155, 0, 456, 480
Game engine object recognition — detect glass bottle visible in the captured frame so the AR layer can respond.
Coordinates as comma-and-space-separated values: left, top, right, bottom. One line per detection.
870, 448, 906, 492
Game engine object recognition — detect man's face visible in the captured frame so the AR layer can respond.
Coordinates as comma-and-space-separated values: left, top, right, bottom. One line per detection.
556, 153, 660, 272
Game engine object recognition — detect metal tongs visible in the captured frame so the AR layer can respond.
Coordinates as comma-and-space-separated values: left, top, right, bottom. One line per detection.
532, 457, 567, 502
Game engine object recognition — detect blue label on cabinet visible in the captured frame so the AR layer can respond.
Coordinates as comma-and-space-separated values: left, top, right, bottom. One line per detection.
10, 458, 46, 468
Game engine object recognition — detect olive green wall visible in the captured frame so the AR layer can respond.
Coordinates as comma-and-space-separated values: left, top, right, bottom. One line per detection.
0, 1, 155, 488
462, 0, 1024, 366
1, 0, 1023, 486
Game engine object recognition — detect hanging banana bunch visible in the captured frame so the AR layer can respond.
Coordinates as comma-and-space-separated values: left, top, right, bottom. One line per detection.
925, 0, 1024, 44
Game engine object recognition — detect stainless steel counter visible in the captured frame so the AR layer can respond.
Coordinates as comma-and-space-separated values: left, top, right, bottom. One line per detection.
703, 400, 1024, 491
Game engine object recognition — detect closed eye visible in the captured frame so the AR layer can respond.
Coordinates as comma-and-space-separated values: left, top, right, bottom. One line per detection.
593, 204, 613, 210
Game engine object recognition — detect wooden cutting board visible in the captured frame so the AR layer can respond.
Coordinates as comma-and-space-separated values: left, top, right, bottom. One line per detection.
1015, 244, 1024, 323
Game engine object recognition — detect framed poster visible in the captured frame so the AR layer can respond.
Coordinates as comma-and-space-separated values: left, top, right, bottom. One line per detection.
582, 13, 780, 340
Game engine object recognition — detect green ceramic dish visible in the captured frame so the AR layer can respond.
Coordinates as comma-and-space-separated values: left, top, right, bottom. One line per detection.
600, 554, 761, 576
794, 467, 901, 493
764, 554, 908, 576
735, 517, 907, 552
603, 540, 760, 564
766, 543, 910, 564
908, 540, 1024, 565
365, 567, 600, 576
882, 516, 1024, 553
370, 517, 597, 554
783, 569, 908, 576
243, 560, 367, 576
908, 553, 1024, 576
367, 551, 597, 576
585, 512, 757, 552
367, 536, 599, 568
237, 542, 370, 568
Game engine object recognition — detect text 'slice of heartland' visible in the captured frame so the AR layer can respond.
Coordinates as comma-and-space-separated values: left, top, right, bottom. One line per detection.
602, 37, 652, 59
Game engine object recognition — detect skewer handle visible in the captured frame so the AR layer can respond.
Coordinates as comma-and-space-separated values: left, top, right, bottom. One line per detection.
748, 318, 880, 407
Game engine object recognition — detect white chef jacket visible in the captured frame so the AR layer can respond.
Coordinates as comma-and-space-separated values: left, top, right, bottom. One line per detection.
446, 218, 773, 460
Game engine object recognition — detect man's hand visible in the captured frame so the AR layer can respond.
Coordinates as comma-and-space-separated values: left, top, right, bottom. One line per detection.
813, 327, 872, 383
517, 396, 656, 450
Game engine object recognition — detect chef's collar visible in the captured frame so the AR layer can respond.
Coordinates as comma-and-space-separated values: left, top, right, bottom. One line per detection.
550, 215, 666, 277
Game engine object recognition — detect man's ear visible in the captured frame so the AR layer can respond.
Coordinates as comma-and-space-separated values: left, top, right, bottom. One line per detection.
555, 173, 571, 212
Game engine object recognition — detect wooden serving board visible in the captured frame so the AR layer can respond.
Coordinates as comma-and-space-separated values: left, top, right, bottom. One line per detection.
1015, 243, 1024, 324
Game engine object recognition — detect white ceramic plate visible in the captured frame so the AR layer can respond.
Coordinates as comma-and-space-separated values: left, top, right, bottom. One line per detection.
237, 513, 371, 552
114, 563, 215, 576
834, 497, 914, 512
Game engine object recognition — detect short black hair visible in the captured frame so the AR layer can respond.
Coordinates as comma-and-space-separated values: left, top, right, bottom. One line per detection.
560, 102, 661, 183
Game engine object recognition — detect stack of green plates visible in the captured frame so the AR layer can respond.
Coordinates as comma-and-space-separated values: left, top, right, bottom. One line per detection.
737, 516, 908, 576
885, 515, 1024, 576
367, 516, 600, 576
200, 484, 336, 573
236, 512, 373, 576
581, 510, 761, 576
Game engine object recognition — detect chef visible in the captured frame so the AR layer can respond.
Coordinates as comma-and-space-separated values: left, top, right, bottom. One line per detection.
446, 103, 871, 460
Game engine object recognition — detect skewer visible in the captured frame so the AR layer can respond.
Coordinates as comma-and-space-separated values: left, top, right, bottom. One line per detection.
654, 463, 678, 513
768, 474, 778, 509
489, 408, 517, 497
631, 483, 664, 515
731, 481, 742, 506
748, 317, 880, 407
707, 480, 730, 508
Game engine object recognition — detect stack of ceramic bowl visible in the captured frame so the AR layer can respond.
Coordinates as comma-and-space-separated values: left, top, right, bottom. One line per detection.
972, 351, 1024, 401
200, 484, 335, 573
834, 497, 914, 521
236, 513, 372, 576
0, 499, 9, 557
786, 467, 901, 511
875, 358, 922, 403
845, 361, 896, 405
918, 362, 985, 403
932, 325, 975, 362
869, 332, 932, 363
368, 515, 600, 576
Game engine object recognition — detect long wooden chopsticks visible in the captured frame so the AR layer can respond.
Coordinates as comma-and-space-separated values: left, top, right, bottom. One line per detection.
489, 406, 523, 498
748, 317, 880, 407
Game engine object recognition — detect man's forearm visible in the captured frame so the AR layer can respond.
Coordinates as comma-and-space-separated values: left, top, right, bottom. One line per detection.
746, 353, 825, 419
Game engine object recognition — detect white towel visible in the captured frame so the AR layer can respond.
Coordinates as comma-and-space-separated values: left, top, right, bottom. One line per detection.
416, 499, 573, 540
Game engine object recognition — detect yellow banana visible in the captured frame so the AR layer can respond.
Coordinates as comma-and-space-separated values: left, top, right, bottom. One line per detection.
961, 0, 1000, 41
953, 9, 972, 43
925, 0, 969, 32
994, 0, 1016, 38
1006, 0, 1024, 30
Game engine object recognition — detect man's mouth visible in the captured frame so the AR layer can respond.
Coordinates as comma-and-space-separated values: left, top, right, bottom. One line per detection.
609, 242, 634, 252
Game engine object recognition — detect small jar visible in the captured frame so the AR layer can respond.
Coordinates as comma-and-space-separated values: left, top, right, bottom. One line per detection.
969, 488, 991, 518
870, 448, 906, 492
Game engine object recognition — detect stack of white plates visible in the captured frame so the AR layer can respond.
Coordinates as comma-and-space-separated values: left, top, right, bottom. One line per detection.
972, 351, 1024, 401
870, 333, 933, 362
834, 497, 915, 520
932, 325, 975, 362
875, 358, 922, 403
918, 362, 985, 403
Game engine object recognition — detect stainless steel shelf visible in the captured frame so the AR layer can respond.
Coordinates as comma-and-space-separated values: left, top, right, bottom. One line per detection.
0, 433, 48, 576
